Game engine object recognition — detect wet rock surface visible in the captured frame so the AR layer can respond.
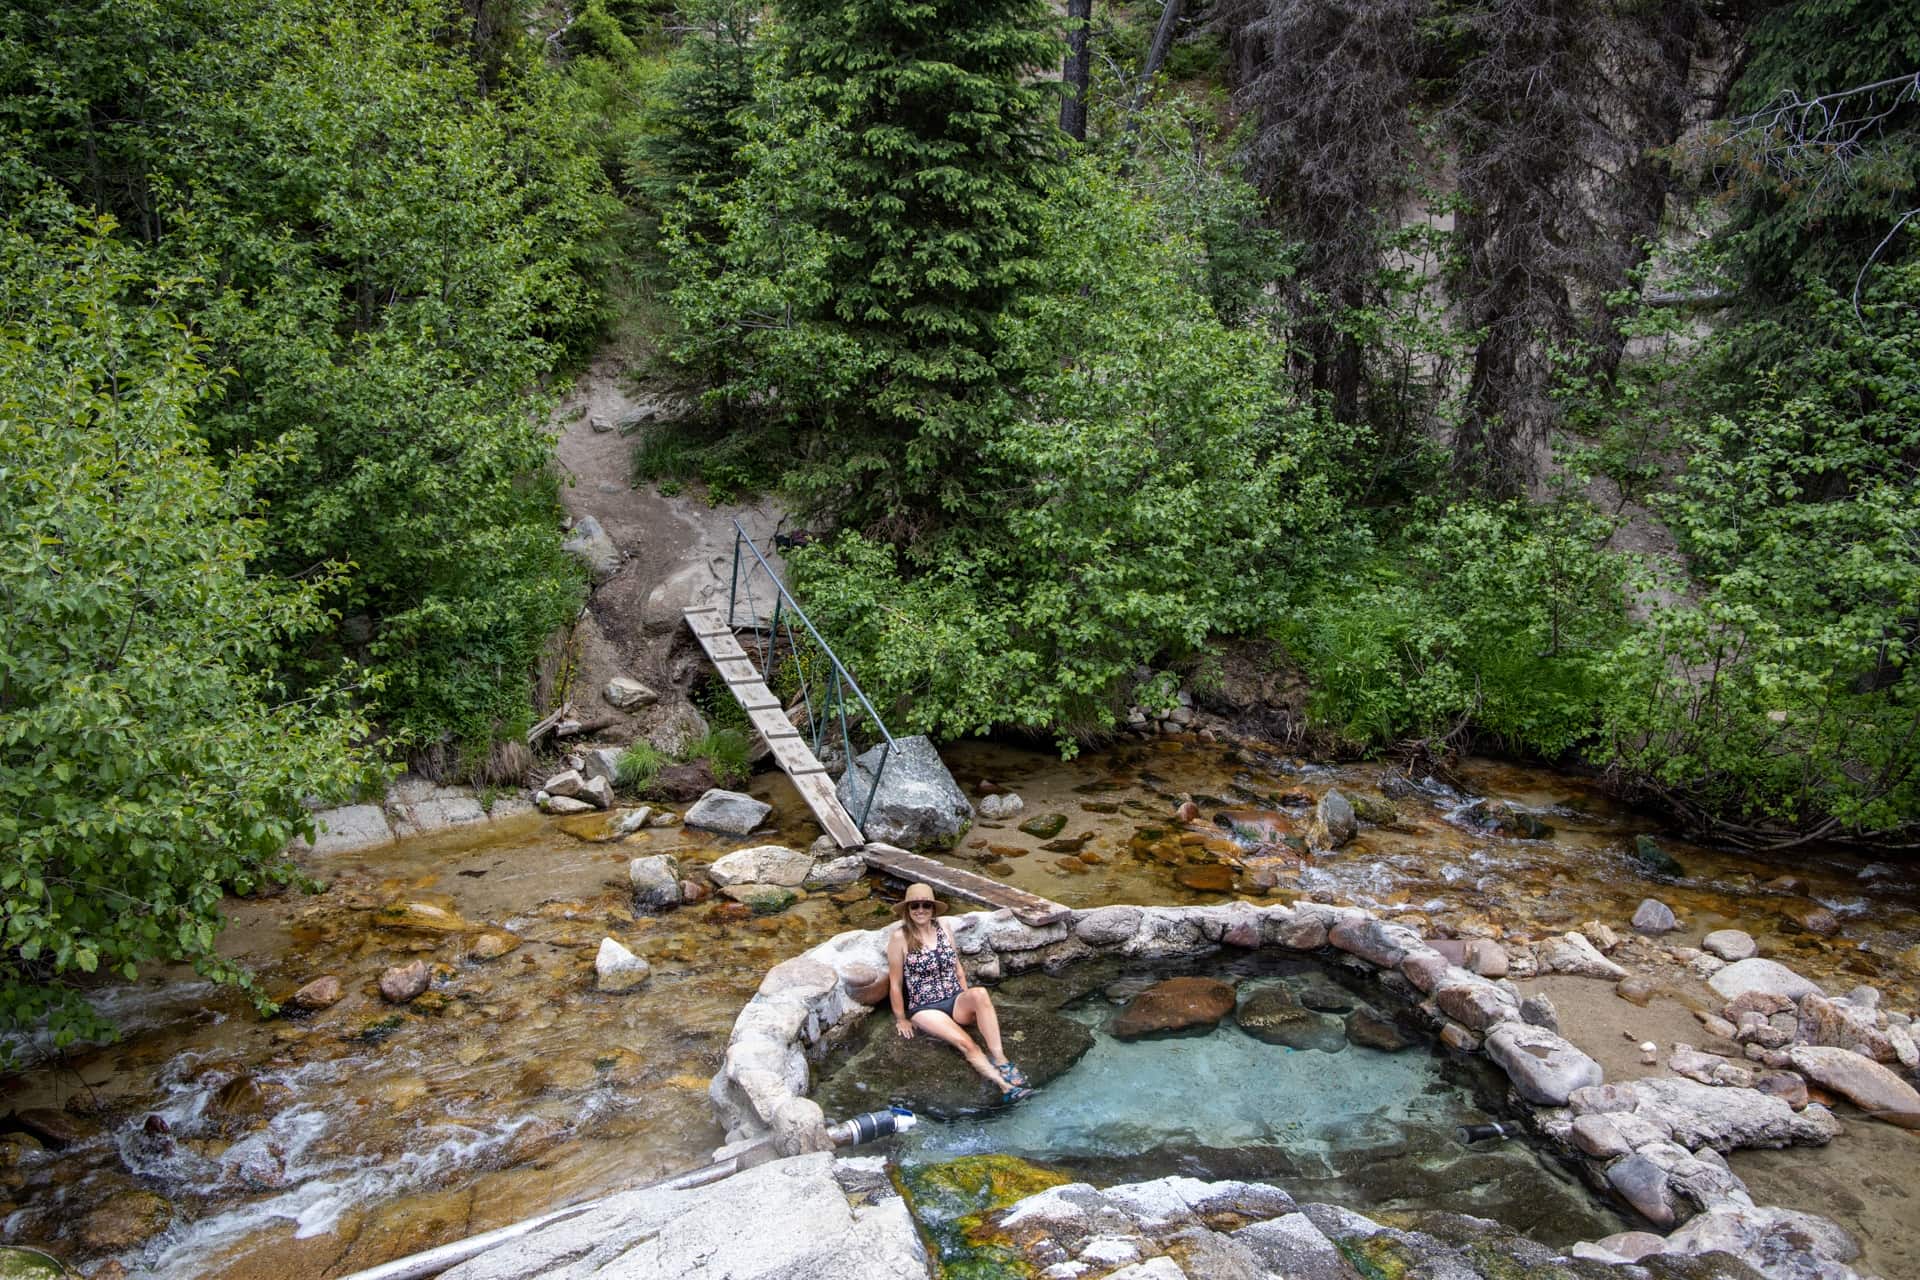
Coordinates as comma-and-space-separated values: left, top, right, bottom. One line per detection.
812, 1000, 1094, 1121
1111, 977, 1238, 1040
1235, 983, 1347, 1052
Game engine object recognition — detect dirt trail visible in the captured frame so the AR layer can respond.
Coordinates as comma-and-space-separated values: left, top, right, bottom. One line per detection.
543, 356, 789, 746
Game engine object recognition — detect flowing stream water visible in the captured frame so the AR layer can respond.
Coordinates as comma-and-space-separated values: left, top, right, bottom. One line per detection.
3, 736, 1918, 1279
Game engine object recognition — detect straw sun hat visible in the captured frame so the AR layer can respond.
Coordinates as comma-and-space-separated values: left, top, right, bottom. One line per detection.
892, 882, 947, 922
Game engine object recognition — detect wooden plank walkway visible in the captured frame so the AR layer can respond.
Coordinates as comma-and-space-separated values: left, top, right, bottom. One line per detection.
862, 843, 1070, 927
685, 606, 866, 848
682, 604, 1070, 925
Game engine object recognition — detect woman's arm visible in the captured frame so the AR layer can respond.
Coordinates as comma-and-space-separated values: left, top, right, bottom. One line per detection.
887, 929, 913, 1038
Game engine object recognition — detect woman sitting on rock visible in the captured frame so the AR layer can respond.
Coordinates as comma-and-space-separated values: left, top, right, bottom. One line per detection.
887, 883, 1032, 1102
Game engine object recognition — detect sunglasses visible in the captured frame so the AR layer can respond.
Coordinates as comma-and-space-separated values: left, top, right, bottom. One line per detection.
907, 902, 934, 911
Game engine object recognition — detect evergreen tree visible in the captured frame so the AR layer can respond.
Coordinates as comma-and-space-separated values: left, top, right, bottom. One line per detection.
692, 0, 1063, 527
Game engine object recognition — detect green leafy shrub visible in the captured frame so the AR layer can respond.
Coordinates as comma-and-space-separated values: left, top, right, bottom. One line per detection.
0, 213, 367, 1055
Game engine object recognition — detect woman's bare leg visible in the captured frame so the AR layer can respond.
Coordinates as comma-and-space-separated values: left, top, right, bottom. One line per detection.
911, 1008, 1011, 1089
953, 988, 1007, 1064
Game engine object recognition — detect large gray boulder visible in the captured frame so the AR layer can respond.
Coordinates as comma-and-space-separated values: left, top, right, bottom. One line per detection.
836, 735, 972, 850
296, 803, 394, 855
437, 1152, 927, 1280
709, 844, 813, 889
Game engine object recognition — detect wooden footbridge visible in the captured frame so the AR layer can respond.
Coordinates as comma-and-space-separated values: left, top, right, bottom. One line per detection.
684, 522, 1066, 926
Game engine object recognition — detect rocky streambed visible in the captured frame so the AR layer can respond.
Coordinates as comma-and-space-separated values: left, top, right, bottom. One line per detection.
2, 735, 1918, 1279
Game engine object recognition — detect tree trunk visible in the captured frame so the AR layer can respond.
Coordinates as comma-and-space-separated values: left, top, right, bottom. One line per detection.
1130, 0, 1185, 115
1061, 0, 1093, 141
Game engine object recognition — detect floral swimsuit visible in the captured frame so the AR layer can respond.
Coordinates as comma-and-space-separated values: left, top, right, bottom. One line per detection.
902, 927, 963, 1017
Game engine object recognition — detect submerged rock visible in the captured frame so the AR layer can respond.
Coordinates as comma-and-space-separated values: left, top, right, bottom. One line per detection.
1018, 813, 1069, 840
1345, 1006, 1415, 1052
1111, 977, 1237, 1040
379, 959, 431, 1004
1630, 833, 1687, 878
287, 975, 344, 1011
1235, 984, 1347, 1053
814, 1003, 1094, 1121
628, 854, 683, 910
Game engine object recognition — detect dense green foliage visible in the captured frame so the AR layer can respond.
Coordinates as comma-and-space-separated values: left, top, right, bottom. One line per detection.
661, 0, 1063, 524
1, 0, 629, 1043
0, 216, 367, 1053
644, 0, 1920, 844
2, 0, 610, 759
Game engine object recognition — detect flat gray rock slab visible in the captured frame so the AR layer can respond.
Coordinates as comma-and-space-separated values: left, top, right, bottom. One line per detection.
299, 804, 394, 854
1709, 958, 1820, 1003
438, 1153, 927, 1280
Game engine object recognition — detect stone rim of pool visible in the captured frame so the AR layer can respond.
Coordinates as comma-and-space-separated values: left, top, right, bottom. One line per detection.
710, 899, 1858, 1268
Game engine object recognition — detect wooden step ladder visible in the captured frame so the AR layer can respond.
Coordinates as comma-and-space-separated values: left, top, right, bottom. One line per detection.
684, 600, 1070, 925
684, 605, 866, 848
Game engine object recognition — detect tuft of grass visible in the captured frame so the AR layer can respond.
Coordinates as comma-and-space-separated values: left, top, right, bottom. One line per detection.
616, 741, 666, 789
687, 727, 752, 788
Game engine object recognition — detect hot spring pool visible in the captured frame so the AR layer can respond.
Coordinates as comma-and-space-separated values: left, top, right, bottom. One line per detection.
814, 952, 1632, 1244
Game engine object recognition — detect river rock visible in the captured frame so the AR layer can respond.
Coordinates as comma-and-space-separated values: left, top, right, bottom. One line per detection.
1631, 834, 1686, 878
1780, 901, 1841, 937
814, 1003, 1095, 1121
581, 748, 622, 788
1535, 931, 1628, 980
627, 855, 683, 910
1754, 1072, 1809, 1110
1703, 929, 1757, 961
1670, 1043, 1755, 1088
1571, 1076, 1840, 1150
603, 676, 658, 710
836, 736, 971, 849
1663, 1204, 1863, 1280
1112, 977, 1237, 1039
1797, 991, 1896, 1062
379, 959, 431, 1004
1307, 789, 1356, 850
77, 1188, 173, 1252
803, 854, 866, 891
1235, 985, 1347, 1052
977, 793, 1024, 819
580, 775, 613, 810
388, 776, 488, 837
1484, 1023, 1602, 1105
1018, 813, 1069, 840
1709, 958, 1820, 1003
1787, 1045, 1920, 1126
541, 794, 596, 815
544, 768, 586, 799
709, 844, 812, 888
722, 884, 799, 915
468, 928, 523, 961
287, 975, 344, 1011
1434, 979, 1519, 1031
1520, 993, 1560, 1032
685, 789, 772, 836
1074, 906, 1143, 947
1632, 898, 1678, 933
650, 760, 717, 800
1327, 917, 1418, 968
1345, 1006, 1414, 1052
375, 900, 473, 934
561, 514, 621, 583
595, 938, 651, 993
0, 1247, 69, 1278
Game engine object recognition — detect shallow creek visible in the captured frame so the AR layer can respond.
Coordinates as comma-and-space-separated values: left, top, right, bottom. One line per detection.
4, 737, 1918, 1278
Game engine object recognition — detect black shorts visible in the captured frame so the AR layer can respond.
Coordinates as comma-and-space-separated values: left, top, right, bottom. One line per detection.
907, 994, 959, 1019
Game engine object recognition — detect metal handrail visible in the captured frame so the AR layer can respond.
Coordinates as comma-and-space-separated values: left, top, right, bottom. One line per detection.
726, 520, 895, 829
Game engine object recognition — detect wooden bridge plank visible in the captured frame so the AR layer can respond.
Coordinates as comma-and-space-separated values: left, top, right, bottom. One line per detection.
859, 843, 1070, 926
792, 772, 865, 848
686, 606, 866, 847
